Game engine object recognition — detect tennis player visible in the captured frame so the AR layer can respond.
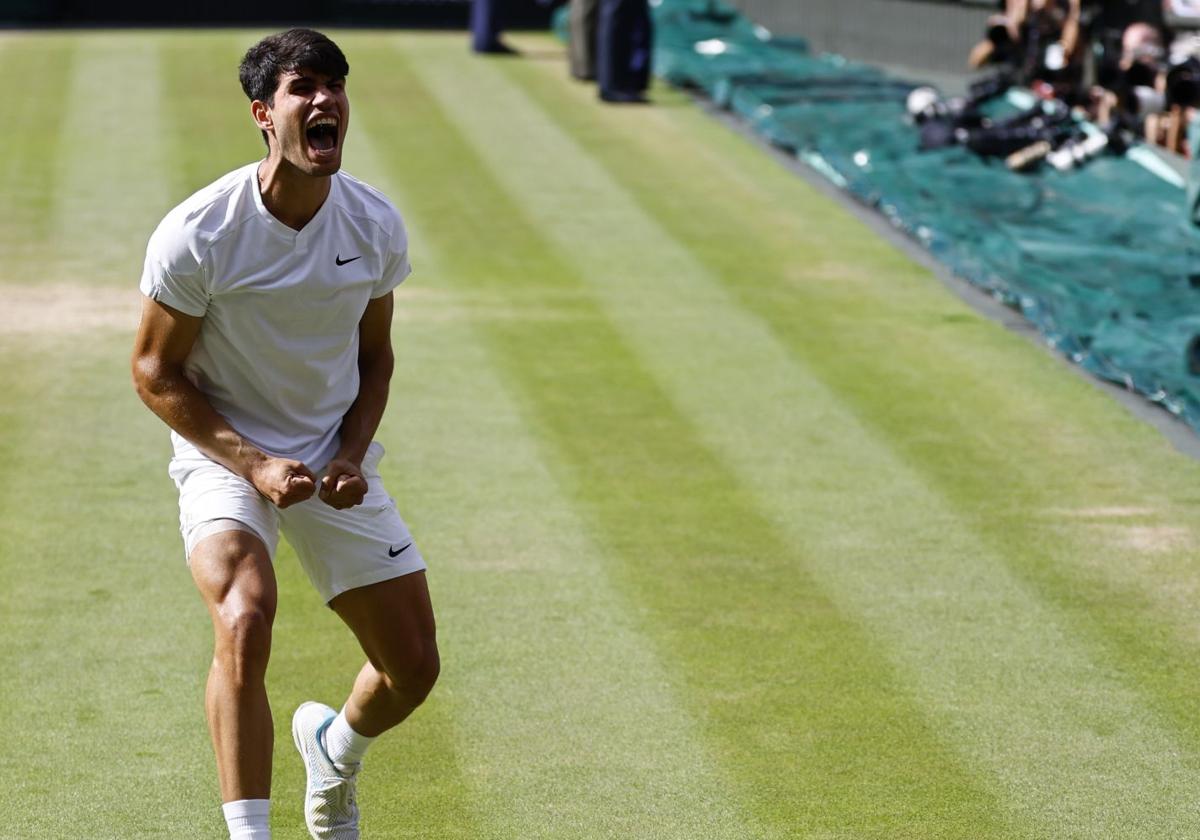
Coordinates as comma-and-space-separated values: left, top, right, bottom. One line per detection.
131, 28, 438, 840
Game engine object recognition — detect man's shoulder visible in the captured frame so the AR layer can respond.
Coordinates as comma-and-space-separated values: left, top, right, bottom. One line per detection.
148, 163, 259, 269
332, 170, 404, 238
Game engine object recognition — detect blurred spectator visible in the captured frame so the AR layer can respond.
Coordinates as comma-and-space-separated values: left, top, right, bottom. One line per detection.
1157, 34, 1200, 155
1091, 22, 1164, 124
969, 0, 1085, 101
968, 3, 1020, 70
1145, 58, 1200, 155
1121, 22, 1165, 78
964, 0, 1200, 158
1022, 0, 1085, 100
1089, 20, 1200, 156
1166, 0, 1200, 30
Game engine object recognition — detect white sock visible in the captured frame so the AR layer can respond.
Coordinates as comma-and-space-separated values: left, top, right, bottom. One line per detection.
222, 799, 270, 839
323, 707, 375, 771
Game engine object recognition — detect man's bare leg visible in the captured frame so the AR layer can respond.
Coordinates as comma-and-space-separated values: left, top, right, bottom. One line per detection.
330, 570, 439, 738
291, 571, 437, 838
189, 529, 278, 803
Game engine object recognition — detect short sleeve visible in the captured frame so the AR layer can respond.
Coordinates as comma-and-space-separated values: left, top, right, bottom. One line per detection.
139, 218, 210, 317
372, 209, 412, 299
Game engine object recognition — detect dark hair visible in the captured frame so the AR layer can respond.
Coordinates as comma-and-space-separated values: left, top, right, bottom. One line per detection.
238, 28, 349, 145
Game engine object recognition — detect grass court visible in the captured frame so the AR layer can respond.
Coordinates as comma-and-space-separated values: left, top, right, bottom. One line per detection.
6, 28, 1200, 839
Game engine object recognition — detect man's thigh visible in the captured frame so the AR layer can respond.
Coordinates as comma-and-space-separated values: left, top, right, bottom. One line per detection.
189, 529, 278, 620
328, 570, 436, 671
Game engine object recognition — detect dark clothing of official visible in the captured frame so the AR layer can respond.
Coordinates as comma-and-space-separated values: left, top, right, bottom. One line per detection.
596, 0, 652, 99
471, 0, 505, 52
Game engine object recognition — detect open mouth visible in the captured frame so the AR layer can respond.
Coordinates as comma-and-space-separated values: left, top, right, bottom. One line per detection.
306, 116, 339, 154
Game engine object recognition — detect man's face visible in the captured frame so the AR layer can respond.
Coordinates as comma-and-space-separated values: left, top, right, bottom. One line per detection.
259, 68, 349, 176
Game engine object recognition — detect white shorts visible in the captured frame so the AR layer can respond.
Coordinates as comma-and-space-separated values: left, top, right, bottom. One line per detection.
168, 441, 426, 603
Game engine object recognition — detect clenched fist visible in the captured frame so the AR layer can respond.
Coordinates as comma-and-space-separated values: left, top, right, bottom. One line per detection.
319, 458, 368, 510
250, 458, 317, 508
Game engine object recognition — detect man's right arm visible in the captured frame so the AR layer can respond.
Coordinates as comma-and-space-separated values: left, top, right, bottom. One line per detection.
130, 295, 316, 508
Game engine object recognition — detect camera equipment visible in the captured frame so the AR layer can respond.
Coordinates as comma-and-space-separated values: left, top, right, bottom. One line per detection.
912, 72, 1017, 151
968, 71, 1014, 103
1044, 120, 1135, 171
963, 101, 1074, 157
1006, 116, 1135, 174
906, 86, 944, 121
1043, 42, 1067, 73
1045, 131, 1108, 170
908, 72, 1014, 125
1005, 139, 1054, 171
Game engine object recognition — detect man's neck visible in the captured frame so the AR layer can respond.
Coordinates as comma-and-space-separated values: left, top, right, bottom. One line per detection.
257, 156, 331, 231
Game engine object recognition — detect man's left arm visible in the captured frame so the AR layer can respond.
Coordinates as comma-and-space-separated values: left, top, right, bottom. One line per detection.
320, 292, 396, 509
1061, 0, 1082, 61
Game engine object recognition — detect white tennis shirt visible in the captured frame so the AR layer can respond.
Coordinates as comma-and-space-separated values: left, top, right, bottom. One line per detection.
140, 162, 411, 469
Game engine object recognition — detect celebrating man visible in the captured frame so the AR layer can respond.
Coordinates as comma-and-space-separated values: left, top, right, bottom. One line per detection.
131, 29, 438, 840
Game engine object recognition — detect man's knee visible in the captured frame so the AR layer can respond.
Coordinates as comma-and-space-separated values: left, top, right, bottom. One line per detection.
213, 602, 275, 681
191, 531, 277, 683
380, 640, 440, 708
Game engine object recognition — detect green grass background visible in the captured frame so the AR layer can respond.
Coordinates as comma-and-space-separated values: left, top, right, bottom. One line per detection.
5, 29, 1200, 838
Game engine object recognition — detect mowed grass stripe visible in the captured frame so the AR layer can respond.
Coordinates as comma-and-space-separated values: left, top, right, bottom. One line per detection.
1, 38, 212, 827
359, 34, 1021, 837
418, 38, 1200, 835
0, 34, 74, 270
51, 33, 172, 286
0, 333, 214, 837
342, 53, 759, 839
511, 36, 1200, 783
159, 32, 263, 199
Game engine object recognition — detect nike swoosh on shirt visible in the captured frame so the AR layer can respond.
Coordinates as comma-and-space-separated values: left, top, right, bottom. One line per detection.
336, 254, 362, 266
388, 542, 413, 558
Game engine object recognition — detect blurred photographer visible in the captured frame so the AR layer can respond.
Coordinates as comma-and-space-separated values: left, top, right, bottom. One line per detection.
970, 0, 1087, 102
1150, 55, 1200, 154
1096, 23, 1200, 156
969, 1, 1024, 70
1091, 23, 1163, 123
1151, 37, 1200, 155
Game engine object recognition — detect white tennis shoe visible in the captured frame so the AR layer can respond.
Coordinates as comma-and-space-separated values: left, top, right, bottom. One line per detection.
292, 701, 361, 839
